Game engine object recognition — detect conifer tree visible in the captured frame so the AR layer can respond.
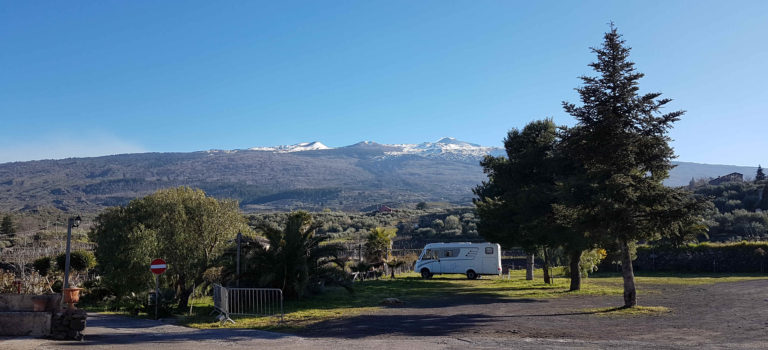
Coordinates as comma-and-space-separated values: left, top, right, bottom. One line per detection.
475, 119, 587, 287
756, 165, 765, 181
0, 215, 15, 238
559, 24, 702, 307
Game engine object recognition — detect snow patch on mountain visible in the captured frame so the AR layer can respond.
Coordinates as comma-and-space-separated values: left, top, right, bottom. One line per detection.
247, 138, 503, 160
384, 137, 502, 159
250, 141, 332, 153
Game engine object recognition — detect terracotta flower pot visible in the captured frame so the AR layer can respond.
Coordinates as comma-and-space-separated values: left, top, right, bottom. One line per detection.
63, 288, 82, 309
31, 295, 50, 312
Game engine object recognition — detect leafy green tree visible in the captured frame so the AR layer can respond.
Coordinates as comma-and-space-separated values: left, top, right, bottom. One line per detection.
756, 165, 765, 181
89, 187, 247, 309
416, 202, 428, 210
559, 25, 704, 307
226, 211, 349, 299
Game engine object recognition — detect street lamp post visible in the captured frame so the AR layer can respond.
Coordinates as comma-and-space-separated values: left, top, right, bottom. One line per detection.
63, 216, 81, 289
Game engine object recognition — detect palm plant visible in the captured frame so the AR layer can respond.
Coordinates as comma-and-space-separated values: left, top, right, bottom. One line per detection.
223, 211, 350, 299
363, 227, 396, 268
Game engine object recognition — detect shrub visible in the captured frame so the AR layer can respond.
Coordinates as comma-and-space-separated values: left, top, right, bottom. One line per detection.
632, 241, 768, 272
33, 256, 54, 276
56, 250, 96, 272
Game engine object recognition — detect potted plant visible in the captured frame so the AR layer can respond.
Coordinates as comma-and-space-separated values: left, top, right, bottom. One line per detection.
56, 250, 96, 309
62, 285, 82, 309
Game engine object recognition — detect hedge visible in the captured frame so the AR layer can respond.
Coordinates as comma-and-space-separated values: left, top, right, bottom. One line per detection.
630, 242, 768, 273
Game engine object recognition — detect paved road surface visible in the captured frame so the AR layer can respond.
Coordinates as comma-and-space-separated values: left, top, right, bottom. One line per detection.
2, 280, 767, 349
0, 313, 719, 350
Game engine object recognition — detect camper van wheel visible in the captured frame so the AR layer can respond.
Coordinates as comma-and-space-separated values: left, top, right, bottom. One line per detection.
466, 270, 478, 280
420, 268, 433, 279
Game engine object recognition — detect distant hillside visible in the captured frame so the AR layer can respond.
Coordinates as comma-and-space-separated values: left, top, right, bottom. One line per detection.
0, 138, 496, 213
667, 162, 758, 187
0, 139, 757, 213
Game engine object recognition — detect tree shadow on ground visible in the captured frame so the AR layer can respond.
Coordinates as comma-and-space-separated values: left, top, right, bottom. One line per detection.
281, 278, 552, 313
380, 294, 545, 310
298, 313, 496, 338
53, 315, 295, 347
54, 329, 293, 347
298, 307, 633, 339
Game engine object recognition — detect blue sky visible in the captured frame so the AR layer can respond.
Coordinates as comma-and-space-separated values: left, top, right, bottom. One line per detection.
1, 1, 766, 165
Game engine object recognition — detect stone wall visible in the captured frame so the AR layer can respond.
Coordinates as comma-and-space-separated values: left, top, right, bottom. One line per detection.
0, 294, 61, 337
0, 311, 51, 336
50, 309, 87, 340
0, 294, 86, 339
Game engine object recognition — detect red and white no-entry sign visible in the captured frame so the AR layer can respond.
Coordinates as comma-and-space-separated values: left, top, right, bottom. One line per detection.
150, 258, 167, 275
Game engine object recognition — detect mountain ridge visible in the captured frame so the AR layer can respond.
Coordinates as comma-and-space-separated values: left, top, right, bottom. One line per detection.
0, 138, 758, 214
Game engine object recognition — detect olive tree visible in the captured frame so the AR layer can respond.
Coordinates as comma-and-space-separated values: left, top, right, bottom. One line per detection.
89, 187, 248, 309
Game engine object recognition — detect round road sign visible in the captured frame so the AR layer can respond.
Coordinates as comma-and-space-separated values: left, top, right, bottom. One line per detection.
150, 258, 167, 274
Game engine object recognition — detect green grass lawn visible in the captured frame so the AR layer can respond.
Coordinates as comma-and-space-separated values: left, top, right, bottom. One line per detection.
175, 269, 767, 331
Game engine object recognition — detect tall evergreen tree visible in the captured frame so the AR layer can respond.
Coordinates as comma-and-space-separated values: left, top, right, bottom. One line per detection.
756, 165, 765, 181
0, 215, 15, 238
559, 25, 701, 307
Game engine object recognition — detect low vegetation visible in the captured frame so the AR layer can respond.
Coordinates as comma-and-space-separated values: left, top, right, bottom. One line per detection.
581, 305, 671, 317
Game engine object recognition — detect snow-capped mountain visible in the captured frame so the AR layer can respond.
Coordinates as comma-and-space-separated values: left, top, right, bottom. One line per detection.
250, 137, 503, 160
0, 135, 754, 214
249, 141, 332, 153
385, 137, 503, 159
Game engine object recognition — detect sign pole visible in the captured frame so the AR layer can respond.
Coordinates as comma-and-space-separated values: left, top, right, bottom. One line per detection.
155, 274, 159, 320
150, 258, 167, 320
236, 232, 241, 287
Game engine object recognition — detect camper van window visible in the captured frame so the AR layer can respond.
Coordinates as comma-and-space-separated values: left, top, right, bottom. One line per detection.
422, 249, 433, 260
485, 247, 494, 254
443, 248, 459, 258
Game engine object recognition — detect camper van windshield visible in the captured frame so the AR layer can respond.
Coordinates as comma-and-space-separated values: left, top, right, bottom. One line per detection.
421, 249, 433, 260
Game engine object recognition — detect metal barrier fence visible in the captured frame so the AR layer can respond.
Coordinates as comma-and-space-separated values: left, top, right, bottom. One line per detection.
212, 284, 283, 324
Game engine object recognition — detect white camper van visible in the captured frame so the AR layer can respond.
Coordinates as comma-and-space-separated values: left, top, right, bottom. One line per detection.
414, 242, 502, 279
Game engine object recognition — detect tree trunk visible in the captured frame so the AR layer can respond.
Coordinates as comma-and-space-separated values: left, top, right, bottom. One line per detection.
620, 240, 637, 308
569, 250, 582, 291
542, 248, 551, 284
525, 253, 535, 281
175, 276, 193, 310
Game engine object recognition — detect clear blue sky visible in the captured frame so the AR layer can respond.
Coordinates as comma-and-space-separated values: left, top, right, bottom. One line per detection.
1, 1, 766, 165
